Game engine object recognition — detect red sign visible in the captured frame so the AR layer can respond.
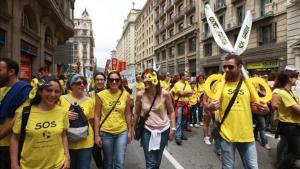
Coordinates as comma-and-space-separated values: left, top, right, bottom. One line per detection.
111, 58, 118, 70
20, 55, 32, 81
105, 59, 111, 73
118, 61, 126, 71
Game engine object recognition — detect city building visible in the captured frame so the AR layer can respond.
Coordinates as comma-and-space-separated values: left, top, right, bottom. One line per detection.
135, 0, 156, 74
199, 0, 287, 75
287, 0, 300, 70
116, 9, 141, 70
154, 0, 199, 76
0, 0, 75, 80
70, 9, 96, 74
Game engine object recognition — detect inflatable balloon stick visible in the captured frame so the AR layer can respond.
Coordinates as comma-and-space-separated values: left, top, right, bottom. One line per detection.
204, 4, 272, 103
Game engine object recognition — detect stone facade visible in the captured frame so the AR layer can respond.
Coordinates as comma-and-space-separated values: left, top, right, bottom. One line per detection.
116, 9, 141, 70
0, 0, 75, 80
154, 0, 199, 76
287, 0, 300, 70
199, 0, 287, 75
69, 9, 95, 73
135, 0, 156, 74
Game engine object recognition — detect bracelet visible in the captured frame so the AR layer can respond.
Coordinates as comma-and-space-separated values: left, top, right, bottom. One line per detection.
171, 127, 176, 131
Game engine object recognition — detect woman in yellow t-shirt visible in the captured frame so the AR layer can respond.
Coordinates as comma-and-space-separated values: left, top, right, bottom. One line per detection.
272, 70, 300, 169
10, 76, 70, 169
60, 73, 94, 169
94, 71, 132, 169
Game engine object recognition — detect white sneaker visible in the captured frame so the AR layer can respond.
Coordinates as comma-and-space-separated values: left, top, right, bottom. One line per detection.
194, 124, 199, 128
189, 124, 194, 128
204, 136, 211, 145
199, 122, 204, 126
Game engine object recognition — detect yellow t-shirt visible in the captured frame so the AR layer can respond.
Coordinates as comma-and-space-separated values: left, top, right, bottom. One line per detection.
172, 81, 192, 102
277, 89, 300, 124
190, 87, 198, 105
136, 81, 145, 92
59, 94, 94, 149
160, 80, 170, 90
97, 89, 128, 134
217, 81, 255, 142
0, 87, 12, 146
13, 105, 69, 169
197, 83, 205, 97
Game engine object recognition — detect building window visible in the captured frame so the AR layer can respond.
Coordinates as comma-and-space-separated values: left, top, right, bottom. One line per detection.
21, 11, 30, 29
156, 53, 160, 62
169, 29, 174, 37
261, 0, 272, 16
169, 12, 174, 20
220, 47, 226, 55
189, 15, 194, 25
178, 22, 184, 32
204, 43, 212, 57
162, 50, 166, 60
216, 0, 226, 8
83, 30, 87, 36
259, 23, 277, 45
162, 34, 166, 41
218, 15, 225, 28
169, 46, 175, 58
189, 37, 196, 53
237, 5, 245, 25
204, 23, 210, 37
45, 28, 53, 46
74, 44, 78, 50
178, 4, 184, 16
189, 59, 196, 76
178, 63, 185, 73
177, 42, 185, 56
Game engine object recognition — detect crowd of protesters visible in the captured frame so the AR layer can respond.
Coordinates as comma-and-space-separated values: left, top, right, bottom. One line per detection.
0, 55, 299, 169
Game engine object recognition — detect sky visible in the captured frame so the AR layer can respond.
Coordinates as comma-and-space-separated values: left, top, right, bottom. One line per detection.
74, 0, 147, 68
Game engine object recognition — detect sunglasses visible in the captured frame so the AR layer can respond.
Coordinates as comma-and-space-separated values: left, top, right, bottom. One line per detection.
223, 65, 235, 70
108, 78, 121, 83
74, 81, 87, 86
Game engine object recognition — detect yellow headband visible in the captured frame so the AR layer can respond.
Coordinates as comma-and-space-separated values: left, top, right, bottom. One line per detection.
145, 72, 158, 85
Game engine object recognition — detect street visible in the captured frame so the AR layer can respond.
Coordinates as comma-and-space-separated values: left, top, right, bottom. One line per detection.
91, 126, 279, 169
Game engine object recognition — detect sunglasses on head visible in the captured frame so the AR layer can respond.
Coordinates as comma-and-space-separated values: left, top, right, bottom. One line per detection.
108, 78, 121, 83
223, 65, 235, 70
74, 80, 87, 86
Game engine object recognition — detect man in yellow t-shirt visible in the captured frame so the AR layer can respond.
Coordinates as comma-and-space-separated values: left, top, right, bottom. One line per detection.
160, 72, 171, 91
171, 71, 193, 145
0, 58, 31, 169
205, 55, 269, 169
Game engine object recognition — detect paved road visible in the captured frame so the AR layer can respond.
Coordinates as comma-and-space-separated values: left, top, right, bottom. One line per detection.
91, 126, 279, 169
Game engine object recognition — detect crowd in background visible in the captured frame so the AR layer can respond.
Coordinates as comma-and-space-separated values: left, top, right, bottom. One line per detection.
0, 56, 300, 169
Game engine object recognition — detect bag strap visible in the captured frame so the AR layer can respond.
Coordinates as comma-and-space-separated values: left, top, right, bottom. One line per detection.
142, 91, 159, 122
63, 95, 89, 105
283, 89, 299, 104
220, 78, 243, 125
18, 106, 31, 161
175, 82, 187, 104
99, 90, 124, 129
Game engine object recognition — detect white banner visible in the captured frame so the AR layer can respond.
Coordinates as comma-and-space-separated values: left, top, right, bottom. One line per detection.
120, 68, 137, 99
205, 4, 233, 53
233, 11, 252, 55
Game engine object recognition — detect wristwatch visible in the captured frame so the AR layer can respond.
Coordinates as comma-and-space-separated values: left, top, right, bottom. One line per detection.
171, 127, 176, 131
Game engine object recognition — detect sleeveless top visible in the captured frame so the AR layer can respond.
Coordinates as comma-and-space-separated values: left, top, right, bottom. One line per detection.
141, 90, 170, 130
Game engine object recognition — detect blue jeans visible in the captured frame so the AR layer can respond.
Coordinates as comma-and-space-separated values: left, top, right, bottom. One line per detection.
175, 106, 186, 140
70, 147, 93, 169
220, 139, 258, 169
142, 128, 170, 169
253, 115, 268, 145
100, 130, 128, 169
189, 105, 198, 124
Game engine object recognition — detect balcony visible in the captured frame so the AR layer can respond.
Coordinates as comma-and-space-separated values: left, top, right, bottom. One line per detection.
159, 11, 166, 19
214, 3, 226, 13
174, 12, 184, 22
166, 3, 174, 12
264, 2, 274, 16
166, 18, 175, 28
159, 24, 167, 33
231, 0, 245, 4
185, 2, 196, 14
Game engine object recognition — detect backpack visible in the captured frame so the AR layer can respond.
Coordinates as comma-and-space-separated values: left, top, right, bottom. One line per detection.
63, 95, 89, 141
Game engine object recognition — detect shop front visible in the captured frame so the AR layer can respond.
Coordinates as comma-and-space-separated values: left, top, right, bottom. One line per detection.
246, 60, 279, 76
20, 40, 37, 81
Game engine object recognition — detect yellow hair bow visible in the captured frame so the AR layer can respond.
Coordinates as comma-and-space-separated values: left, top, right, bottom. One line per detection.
145, 72, 158, 85
29, 78, 39, 100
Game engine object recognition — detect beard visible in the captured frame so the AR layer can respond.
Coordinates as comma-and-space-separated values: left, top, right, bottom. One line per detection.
225, 71, 239, 82
0, 76, 9, 87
